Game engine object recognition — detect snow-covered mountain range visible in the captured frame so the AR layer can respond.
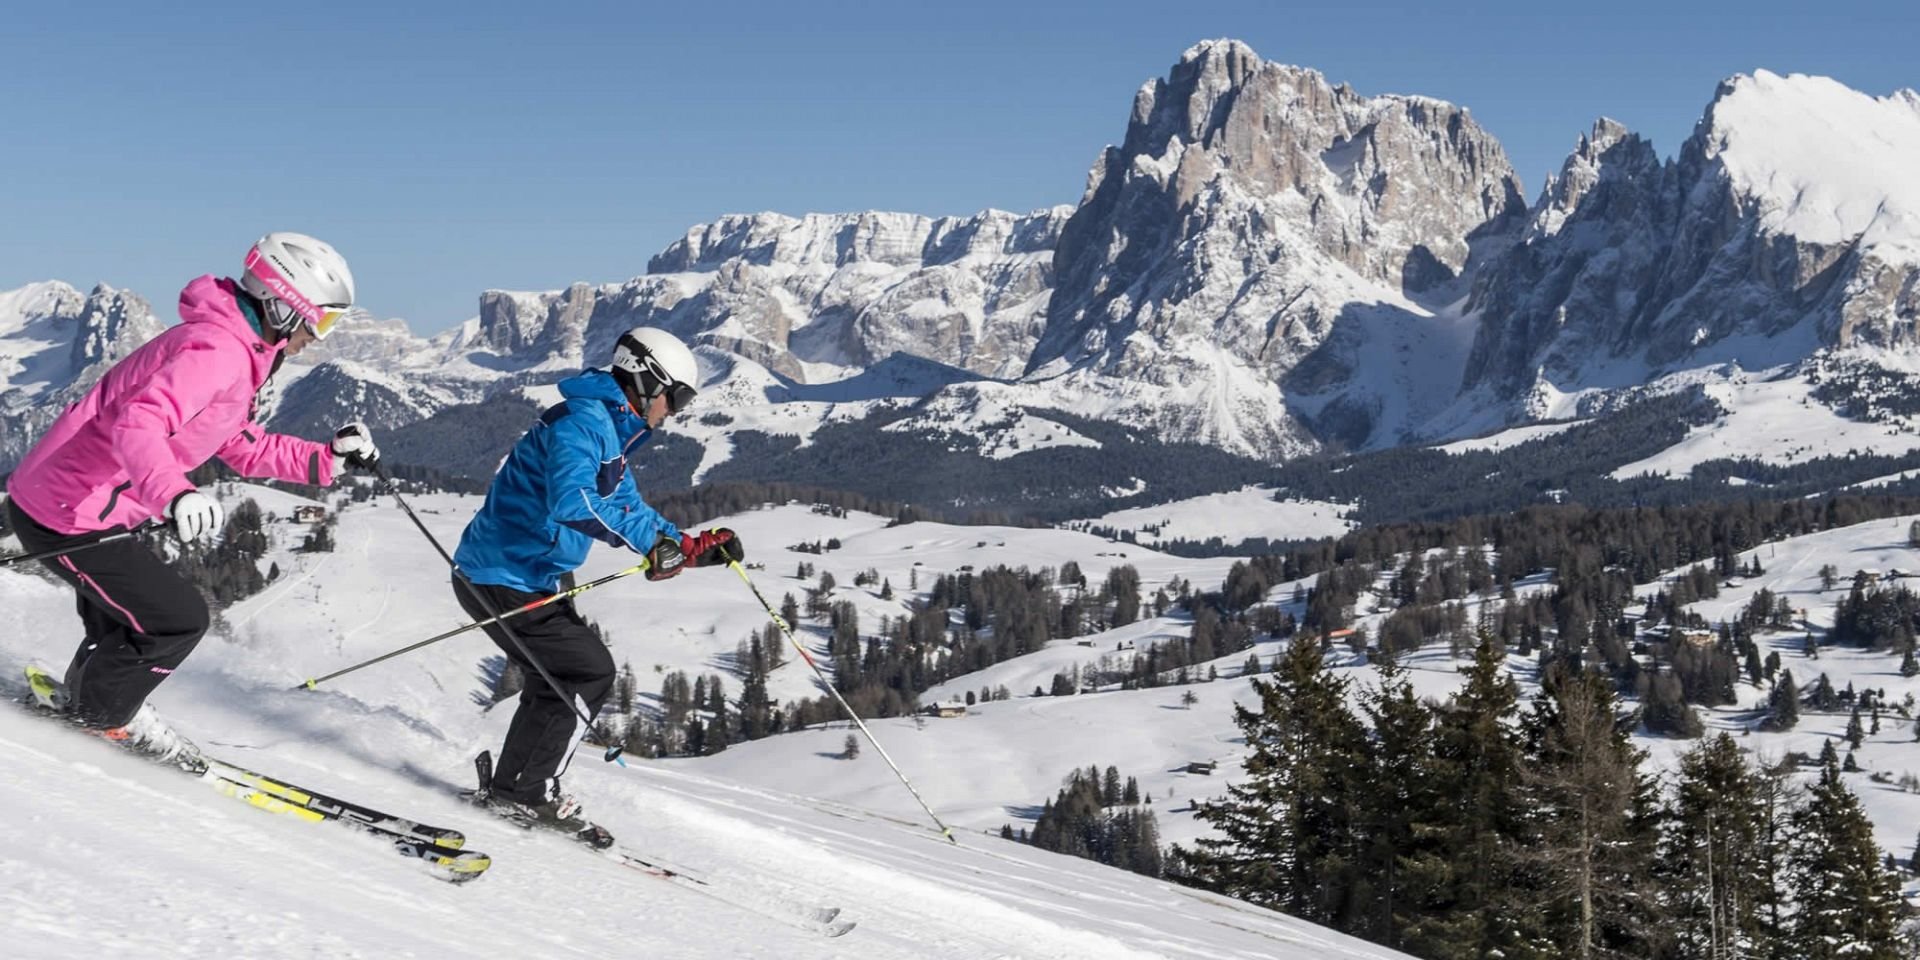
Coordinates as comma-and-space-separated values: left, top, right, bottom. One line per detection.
4, 39, 1917, 495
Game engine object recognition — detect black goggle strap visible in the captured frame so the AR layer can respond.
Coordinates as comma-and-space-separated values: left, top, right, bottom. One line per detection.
617, 333, 697, 413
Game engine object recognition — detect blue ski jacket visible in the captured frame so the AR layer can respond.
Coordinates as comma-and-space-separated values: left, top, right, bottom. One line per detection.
454, 369, 680, 593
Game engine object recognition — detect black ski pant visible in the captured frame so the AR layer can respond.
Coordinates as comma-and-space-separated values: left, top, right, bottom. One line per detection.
453, 573, 614, 804
6, 498, 209, 728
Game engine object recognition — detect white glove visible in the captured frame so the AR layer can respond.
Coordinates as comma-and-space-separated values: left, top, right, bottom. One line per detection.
331, 421, 380, 474
168, 490, 225, 544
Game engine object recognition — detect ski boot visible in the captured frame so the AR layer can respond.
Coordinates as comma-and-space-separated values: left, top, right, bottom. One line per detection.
23, 666, 207, 774
467, 750, 614, 849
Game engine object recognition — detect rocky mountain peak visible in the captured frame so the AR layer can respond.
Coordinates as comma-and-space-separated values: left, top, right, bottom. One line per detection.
69, 284, 163, 369
1033, 40, 1526, 456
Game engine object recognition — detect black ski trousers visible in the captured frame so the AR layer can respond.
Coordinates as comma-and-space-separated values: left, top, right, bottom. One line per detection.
6, 498, 209, 728
453, 573, 614, 804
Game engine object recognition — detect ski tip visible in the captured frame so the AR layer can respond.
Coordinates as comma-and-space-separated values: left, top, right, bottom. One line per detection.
429, 852, 492, 884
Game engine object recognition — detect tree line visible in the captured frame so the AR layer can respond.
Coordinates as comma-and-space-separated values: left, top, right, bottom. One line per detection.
1175, 634, 1912, 960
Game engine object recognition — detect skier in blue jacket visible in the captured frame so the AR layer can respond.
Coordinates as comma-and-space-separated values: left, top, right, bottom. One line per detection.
452, 326, 740, 844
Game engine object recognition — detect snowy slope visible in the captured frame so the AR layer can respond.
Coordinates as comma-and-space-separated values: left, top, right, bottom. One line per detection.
1431, 420, 1584, 455
2, 485, 1415, 959
1609, 372, 1920, 479
1074, 486, 1355, 546
6, 479, 1920, 956
1711, 70, 1920, 259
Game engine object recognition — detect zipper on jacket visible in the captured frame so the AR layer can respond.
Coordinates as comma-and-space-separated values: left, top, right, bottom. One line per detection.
97, 481, 133, 521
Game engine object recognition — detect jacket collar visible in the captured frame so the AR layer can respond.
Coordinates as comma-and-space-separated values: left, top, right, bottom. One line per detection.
177, 276, 286, 358
558, 369, 651, 449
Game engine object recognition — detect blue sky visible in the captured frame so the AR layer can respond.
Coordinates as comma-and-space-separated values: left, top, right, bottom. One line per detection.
4, 0, 1915, 332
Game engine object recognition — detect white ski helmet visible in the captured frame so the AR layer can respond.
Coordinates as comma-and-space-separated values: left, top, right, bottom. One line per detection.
611, 327, 698, 414
240, 231, 356, 340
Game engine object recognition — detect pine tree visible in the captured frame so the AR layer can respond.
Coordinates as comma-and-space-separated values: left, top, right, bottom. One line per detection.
1762, 670, 1800, 731
1399, 633, 1532, 960
1844, 707, 1865, 749
1783, 756, 1905, 959
1180, 635, 1368, 927
1354, 653, 1438, 949
1520, 664, 1661, 959
1657, 733, 1779, 960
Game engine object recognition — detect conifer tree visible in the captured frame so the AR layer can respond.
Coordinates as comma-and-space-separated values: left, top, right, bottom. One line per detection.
1762, 670, 1800, 731
1656, 733, 1778, 959
1520, 664, 1661, 959
1354, 653, 1439, 949
1783, 756, 1905, 959
1399, 633, 1531, 960
1181, 635, 1367, 927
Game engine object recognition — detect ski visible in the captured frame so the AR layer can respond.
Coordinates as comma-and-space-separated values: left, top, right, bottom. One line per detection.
606, 847, 855, 936
17, 665, 488, 883
202, 757, 467, 850
210, 774, 491, 883
468, 751, 852, 936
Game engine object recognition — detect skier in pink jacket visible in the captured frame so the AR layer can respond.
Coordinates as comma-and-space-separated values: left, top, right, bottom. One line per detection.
7, 232, 382, 770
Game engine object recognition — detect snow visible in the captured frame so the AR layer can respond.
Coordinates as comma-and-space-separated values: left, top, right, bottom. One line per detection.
1610, 373, 1920, 479
1665, 515, 1920, 860
4, 478, 1919, 952
1, 486, 1415, 959
1711, 71, 1920, 259
880, 384, 1103, 460
1431, 420, 1583, 455
0, 281, 92, 405
1076, 486, 1355, 545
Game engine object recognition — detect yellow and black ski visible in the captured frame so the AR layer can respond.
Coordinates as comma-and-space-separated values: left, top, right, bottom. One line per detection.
209, 775, 491, 883
204, 758, 468, 850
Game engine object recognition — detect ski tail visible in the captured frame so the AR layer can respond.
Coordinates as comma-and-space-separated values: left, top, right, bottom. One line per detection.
210, 775, 490, 883
204, 758, 466, 850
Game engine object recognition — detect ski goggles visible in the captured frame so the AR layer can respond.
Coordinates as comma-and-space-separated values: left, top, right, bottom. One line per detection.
619, 337, 698, 414
308, 304, 351, 339
639, 352, 697, 414
244, 248, 351, 340
260, 299, 350, 340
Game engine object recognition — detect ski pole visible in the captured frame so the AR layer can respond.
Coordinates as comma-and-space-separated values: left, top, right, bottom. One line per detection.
728, 560, 957, 844
294, 557, 652, 691
369, 463, 624, 764
0, 522, 157, 568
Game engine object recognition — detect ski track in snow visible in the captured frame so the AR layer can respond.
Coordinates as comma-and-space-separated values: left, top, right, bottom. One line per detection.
0, 488, 1409, 960
7, 485, 1917, 955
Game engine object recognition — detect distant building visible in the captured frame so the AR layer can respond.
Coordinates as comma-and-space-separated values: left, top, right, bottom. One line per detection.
1679, 630, 1717, 648
1185, 761, 1217, 775
924, 702, 967, 719
293, 505, 327, 524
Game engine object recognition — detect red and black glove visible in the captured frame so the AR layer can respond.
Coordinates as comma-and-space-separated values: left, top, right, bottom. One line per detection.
680, 527, 743, 567
644, 534, 686, 581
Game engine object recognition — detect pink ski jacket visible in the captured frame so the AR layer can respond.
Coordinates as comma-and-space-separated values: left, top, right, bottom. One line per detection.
6, 275, 335, 535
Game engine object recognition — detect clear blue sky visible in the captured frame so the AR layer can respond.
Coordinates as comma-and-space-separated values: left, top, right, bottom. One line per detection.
4, 1, 1914, 332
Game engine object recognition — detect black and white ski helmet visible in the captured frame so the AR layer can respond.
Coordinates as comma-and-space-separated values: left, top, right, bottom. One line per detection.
611, 327, 698, 413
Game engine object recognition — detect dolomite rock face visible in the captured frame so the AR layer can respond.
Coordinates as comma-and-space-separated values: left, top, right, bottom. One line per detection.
1030, 39, 1527, 456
